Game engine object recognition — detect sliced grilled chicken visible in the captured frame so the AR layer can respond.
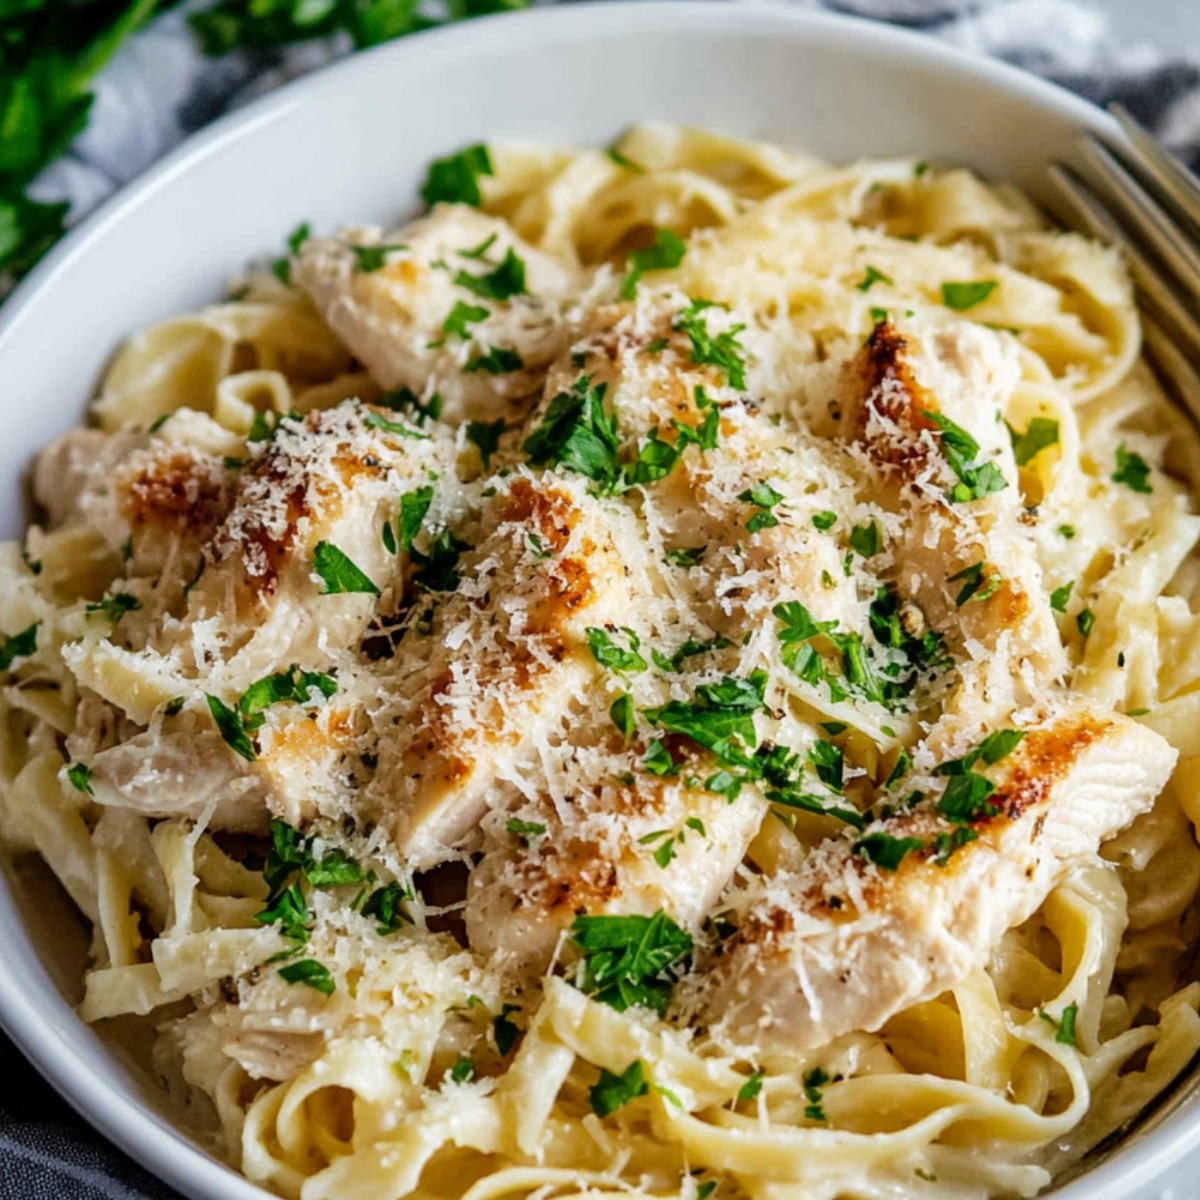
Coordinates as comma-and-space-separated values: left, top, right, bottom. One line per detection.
706, 707, 1175, 1055
464, 748, 768, 974
368, 471, 643, 867
293, 206, 580, 425
835, 321, 1066, 693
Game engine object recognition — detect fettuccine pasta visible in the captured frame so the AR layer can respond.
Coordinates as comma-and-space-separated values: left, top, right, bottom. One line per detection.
2, 124, 1200, 1200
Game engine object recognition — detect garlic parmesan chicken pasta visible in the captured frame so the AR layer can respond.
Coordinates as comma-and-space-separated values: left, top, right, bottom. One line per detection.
6, 124, 1200, 1200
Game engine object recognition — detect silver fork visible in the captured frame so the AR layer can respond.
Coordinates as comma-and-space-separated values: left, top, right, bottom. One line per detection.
1049, 104, 1200, 421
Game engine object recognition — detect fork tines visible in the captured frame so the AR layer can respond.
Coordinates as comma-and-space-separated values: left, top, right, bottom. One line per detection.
1051, 104, 1200, 418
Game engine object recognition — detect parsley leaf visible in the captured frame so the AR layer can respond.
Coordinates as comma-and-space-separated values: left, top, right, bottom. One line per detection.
651, 635, 732, 673
590, 1060, 648, 1117
411, 528, 469, 593
948, 560, 1002, 607
363, 409, 430, 439
464, 345, 525, 374
739, 481, 784, 532
347, 241, 409, 272
920, 409, 1008, 503
737, 1069, 764, 1102
523, 377, 621, 487
421, 144, 493, 207
643, 739, 679, 777
620, 228, 686, 300
0, 622, 38, 671
238, 665, 336, 729
569, 910, 693, 1016
506, 817, 547, 846
854, 832, 923, 870
586, 627, 646, 674
313, 542, 379, 595
937, 771, 999, 825
85, 593, 140, 622
644, 672, 767, 766
665, 545, 706, 568
397, 485, 435, 552
1077, 608, 1096, 638
361, 880, 413, 934
278, 956, 334, 994
449, 1054, 475, 1084
607, 147, 645, 172
1050, 581, 1074, 613
803, 1067, 830, 1121
493, 1004, 521, 1056
610, 693, 635, 738
66, 762, 93, 795
1040, 1002, 1079, 1046
454, 246, 527, 300
941, 280, 998, 310
1112, 444, 1153, 494
808, 739, 844, 792
848, 519, 881, 558
206, 693, 258, 761
673, 300, 747, 389
1007, 417, 1059, 467
812, 511, 837, 531
272, 221, 310, 284
465, 418, 505, 466
442, 300, 489, 340
378, 386, 443, 426
857, 265, 893, 292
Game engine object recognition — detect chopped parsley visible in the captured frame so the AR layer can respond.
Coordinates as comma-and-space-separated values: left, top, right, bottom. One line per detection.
1007, 417, 1060, 467
1077, 608, 1096, 638
0, 622, 38, 672
378, 386, 443, 426
812, 511, 837, 531
1058, 524, 1077, 540
493, 1005, 522, 1056
277, 958, 335, 995
85, 593, 141, 622
569, 910, 693, 1015
589, 1060, 648, 1117
312, 542, 379, 595
421, 144, 493, 208
506, 817, 547, 846
610, 693, 635, 738
948, 560, 1002, 607
739, 481, 784, 533
651, 635, 732, 673
361, 880, 414, 934
66, 762, 93, 795
586, 627, 647, 674
920, 409, 1008, 503
398, 486, 435, 551
848, 519, 881, 558
808, 739, 844, 792
854, 832, 923, 870
620, 228, 686, 300
463, 345, 525, 374
465, 418, 506, 466
347, 241, 409, 272
737, 1069, 764, 1102
857, 265, 893, 292
673, 299, 747, 389
803, 1067, 830, 1121
449, 1054, 476, 1084
271, 221, 310, 285
442, 300, 489, 340
163, 697, 185, 718
1050, 581, 1074, 613
523, 377, 620, 487
606, 147, 645, 173
1040, 1002, 1079, 1046
363, 409, 430, 439
459, 233, 498, 260
941, 280, 998, 310
643, 672, 767, 767
1112, 444, 1153, 494
643, 739, 679, 777
411, 528, 469, 593
454, 246, 527, 301
206, 693, 257, 761
665, 545, 706, 568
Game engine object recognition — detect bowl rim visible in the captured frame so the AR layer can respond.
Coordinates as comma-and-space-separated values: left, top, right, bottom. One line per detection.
0, 4, 1188, 1199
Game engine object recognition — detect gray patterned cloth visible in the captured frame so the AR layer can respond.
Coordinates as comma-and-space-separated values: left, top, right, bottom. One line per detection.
3, 1, 1200, 1196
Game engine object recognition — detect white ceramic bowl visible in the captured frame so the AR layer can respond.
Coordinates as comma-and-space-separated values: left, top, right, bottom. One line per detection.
2, 5, 1198, 1197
